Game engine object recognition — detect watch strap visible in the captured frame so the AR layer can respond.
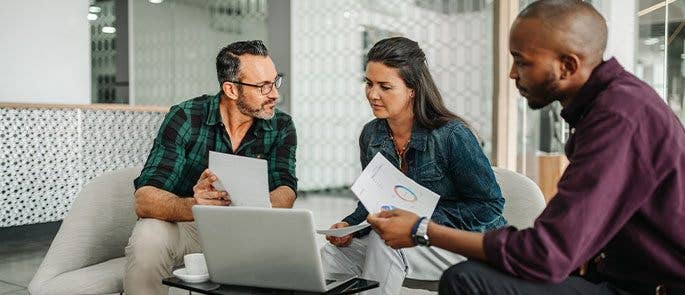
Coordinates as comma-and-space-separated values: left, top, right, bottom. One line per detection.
411, 217, 427, 236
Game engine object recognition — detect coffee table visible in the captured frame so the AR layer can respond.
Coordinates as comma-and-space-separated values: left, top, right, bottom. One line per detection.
163, 276, 379, 294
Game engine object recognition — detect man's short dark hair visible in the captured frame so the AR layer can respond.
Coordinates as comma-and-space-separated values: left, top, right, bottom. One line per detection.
216, 40, 269, 90
518, 0, 607, 64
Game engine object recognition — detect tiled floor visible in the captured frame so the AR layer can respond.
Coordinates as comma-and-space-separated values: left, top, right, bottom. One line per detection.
0, 220, 58, 295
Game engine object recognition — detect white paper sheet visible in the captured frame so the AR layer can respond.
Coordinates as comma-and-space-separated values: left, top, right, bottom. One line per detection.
350, 153, 440, 218
208, 151, 271, 208
316, 222, 371, 237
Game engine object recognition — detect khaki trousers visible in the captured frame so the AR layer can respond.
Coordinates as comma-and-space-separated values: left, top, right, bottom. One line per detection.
124, 219, 202, 295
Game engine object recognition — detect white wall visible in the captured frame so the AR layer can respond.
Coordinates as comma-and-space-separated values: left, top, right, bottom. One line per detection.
596, 0, 637, 72
0, 0, 91, 104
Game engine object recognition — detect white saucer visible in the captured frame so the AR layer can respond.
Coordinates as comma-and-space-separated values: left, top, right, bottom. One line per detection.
173, 268, 210, 283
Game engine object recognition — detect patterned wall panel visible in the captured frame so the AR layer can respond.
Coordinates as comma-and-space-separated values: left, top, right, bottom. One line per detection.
291, 0, 494, 190
1, 109, 82, 227
0, 108, 164, 227
81, 110, 164, 180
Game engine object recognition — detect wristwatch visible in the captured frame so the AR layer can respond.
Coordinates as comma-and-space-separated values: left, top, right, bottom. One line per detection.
411, 216, 430, 246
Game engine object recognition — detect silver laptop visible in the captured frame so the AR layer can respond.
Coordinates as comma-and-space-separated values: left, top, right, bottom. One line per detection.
192, 206, 356, 292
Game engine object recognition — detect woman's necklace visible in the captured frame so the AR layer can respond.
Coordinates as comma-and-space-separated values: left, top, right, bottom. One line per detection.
389, 129, 411, 174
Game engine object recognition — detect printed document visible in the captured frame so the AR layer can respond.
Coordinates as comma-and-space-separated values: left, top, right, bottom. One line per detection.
317, 153, 440, 236
316, 222, 371, 237
352, 152, 439, 217
208, 151, 271, 208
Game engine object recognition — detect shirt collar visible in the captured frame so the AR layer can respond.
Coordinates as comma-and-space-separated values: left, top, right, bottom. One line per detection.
560, 57, 624, 127
370, 119, 429, 152
205, 92, 222, 126
204, 92, 275, 132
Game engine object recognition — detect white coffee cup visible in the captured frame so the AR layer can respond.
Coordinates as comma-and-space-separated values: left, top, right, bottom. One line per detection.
183, 253, 208, 276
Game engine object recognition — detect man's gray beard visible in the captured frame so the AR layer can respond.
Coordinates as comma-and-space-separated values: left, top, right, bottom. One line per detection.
236, 96, 275, 120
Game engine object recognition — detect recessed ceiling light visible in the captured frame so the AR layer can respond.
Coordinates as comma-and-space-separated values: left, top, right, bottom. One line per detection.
102, 26, 116, 34
89, 6, 102, 13
149, 0, 164, 3
87, 13, 98, 21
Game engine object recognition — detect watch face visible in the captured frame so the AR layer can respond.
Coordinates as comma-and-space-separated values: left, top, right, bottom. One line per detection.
414, 235, 429, 246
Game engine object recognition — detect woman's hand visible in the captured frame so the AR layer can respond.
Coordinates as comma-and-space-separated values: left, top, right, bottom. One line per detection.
326, 221, 353, 247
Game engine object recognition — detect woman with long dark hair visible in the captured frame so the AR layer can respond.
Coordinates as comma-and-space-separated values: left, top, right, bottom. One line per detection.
321, 37, 506, 294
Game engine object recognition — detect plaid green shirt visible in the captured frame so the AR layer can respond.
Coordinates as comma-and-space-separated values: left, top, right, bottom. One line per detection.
134, 93, 297, 197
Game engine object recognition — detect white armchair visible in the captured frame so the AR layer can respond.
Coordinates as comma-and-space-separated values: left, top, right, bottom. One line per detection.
493, 166, 547, 229
401, 166, 547, 294
29, 167, 141, 295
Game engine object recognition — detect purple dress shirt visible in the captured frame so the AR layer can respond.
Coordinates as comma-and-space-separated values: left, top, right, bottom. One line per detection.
483, 58, 685, 287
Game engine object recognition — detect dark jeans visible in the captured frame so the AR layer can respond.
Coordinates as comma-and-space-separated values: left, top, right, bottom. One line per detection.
439, 261, 635, 295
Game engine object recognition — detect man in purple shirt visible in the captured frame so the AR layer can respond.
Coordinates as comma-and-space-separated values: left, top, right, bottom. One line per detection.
367, 0, 685, 294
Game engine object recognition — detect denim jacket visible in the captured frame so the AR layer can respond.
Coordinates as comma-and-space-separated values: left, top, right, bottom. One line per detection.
343, 119, 507, 236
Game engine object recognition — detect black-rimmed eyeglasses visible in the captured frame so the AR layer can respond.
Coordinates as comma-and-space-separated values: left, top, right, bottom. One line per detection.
227, 73, 284, 95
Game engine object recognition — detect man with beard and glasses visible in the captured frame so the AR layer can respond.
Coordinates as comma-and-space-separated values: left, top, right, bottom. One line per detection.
124, 40, 297, 295
366, 1, 685, 294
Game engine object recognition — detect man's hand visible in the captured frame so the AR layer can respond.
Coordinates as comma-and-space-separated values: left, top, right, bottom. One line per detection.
367, 209, 420, 249
326, 222, 353, 247
193, 169, 231, 206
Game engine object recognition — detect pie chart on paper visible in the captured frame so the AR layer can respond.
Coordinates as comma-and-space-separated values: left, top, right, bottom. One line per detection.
393, 185, 418, 202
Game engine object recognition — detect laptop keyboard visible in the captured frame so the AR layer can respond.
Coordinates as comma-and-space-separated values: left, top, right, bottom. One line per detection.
325, 279, 337, 285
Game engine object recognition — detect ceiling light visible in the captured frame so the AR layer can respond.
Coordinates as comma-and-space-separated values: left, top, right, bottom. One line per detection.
87, 13, 98, 21
149, 0, 164, 3
102, 26, 116, 34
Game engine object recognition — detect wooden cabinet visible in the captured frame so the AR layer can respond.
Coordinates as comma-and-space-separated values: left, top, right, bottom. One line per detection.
537, 154, 569, 202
